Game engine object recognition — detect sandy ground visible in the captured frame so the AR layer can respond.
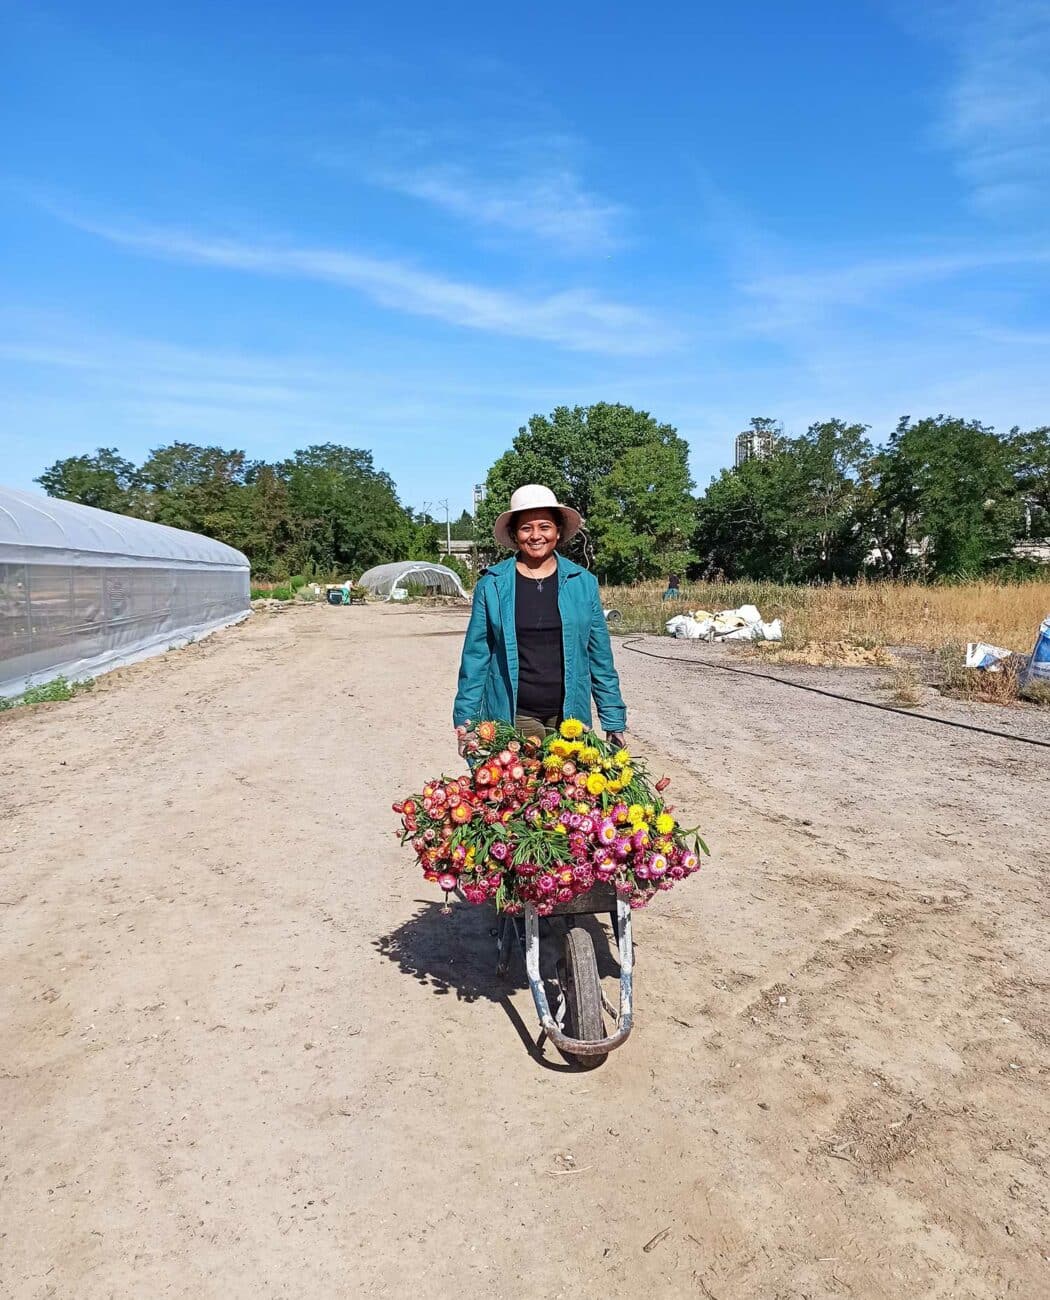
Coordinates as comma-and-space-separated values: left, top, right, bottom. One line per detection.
1, 603, 1047, 1299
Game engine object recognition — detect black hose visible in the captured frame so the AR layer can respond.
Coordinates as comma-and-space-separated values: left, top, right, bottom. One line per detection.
621, 637, 1050, 752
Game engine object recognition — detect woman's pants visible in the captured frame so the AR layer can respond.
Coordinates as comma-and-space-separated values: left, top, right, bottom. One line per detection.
514, 712, 559, 742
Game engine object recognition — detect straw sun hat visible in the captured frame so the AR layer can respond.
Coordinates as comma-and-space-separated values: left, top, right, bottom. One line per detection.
492, 484, 583, 550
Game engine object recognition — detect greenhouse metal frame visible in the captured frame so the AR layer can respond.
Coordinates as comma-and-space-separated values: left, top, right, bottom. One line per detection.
0, 485, 251, 699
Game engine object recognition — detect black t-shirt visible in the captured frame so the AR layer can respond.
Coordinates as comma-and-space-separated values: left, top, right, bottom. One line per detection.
515, 570, 564, 719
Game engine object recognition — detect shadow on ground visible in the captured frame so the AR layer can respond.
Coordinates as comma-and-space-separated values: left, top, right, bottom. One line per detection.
374, 899, 623, 1071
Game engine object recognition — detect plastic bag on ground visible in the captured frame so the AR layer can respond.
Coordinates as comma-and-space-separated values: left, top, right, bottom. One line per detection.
965, 642, 1012, 671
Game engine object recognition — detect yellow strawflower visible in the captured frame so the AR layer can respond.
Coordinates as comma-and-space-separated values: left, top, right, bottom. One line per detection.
586, 772, 607, 796
627, 803, 645, 824
656, 812, 675, 835
613, 748, 630, 766
550, 739, 570, 757
579, 745, 601, 767
620, 767, 635, 785
606, 778, 623, 794
559, 718, 585, 739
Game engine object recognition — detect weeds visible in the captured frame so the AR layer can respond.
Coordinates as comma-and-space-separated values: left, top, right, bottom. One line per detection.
937, 642, 1049, 707
881, 662, 922, 708
0, 676, 94, 713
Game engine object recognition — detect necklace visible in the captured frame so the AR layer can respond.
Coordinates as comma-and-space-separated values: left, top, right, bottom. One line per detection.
518, 562, 555, 591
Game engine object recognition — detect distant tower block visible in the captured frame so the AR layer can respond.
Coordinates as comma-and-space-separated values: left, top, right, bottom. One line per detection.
735, 427, 775, 467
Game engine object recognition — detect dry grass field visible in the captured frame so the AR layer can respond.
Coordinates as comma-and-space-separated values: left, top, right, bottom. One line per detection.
606, 578, 1050, 654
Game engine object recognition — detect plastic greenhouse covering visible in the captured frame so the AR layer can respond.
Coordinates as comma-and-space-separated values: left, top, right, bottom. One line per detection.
357, 561, 468, 600
0, 485, 250, 698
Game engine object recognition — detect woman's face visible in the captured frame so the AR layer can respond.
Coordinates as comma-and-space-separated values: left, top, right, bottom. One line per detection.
515, 509, 561, 563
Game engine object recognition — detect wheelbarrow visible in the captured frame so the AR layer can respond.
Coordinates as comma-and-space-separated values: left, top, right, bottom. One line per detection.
495, 882, 634, 1062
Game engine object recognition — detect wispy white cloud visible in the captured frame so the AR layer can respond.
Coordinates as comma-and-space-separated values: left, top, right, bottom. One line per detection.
739, 245, 1050, 330
937, 0, 1050, 211
56, 212, 669, 355
376, 163, 627, 256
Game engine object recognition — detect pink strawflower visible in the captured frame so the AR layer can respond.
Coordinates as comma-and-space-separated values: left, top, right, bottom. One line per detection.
598, 818, 617, 845
437, 873, 457, 892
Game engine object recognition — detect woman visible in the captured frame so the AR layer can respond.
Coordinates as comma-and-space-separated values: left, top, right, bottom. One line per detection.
453, 484, 627, 750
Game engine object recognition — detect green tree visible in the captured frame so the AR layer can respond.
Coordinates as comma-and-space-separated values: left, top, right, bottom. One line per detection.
694, 456, 790, 580
1009, 425, 1050, 537
694, 419, 871, 581
478, 403, 695, 570
36, 447, 138, 512
868, 416, 1021, 577
590, 442, 696, 581
784, 419, 872, 578
279, 443, 413, 573
137, 441, 251, 538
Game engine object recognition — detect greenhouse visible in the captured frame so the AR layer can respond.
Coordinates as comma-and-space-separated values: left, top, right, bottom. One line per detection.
0, 485, 250, 699
357, 560, 469, 601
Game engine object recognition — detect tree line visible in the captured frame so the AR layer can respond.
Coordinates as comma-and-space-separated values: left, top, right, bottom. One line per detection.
35, 405, 1050, 584
35, 441, 452, 581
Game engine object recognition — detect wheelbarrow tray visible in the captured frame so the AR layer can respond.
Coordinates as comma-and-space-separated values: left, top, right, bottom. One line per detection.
548, 882, 617, 917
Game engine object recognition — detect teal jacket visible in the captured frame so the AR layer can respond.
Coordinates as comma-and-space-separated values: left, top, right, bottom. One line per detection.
453, 554, 627, 732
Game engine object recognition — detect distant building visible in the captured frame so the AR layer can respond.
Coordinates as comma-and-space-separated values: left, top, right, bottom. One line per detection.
735, 426, 775, 467
438, 538, 481, 570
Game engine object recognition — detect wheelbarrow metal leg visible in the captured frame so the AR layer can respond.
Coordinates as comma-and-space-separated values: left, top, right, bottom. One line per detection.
522, 899, 633, 1057
495, 912, 516, 977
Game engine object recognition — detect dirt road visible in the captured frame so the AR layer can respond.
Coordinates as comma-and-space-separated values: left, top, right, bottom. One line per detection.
2, 604, 1047, 1298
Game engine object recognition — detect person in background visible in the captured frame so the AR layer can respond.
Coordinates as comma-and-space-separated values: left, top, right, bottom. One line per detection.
453, 484, 627, 750
662, 573, 681, 601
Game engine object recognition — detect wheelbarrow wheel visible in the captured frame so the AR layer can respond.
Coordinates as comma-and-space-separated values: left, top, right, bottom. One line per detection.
562, 927, 604, 1055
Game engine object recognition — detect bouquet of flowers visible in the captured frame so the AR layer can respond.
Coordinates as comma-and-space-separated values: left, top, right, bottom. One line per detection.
393, 719, 708, 914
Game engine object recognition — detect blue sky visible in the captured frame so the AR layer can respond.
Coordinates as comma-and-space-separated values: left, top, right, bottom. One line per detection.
2, 0, 1049, 516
